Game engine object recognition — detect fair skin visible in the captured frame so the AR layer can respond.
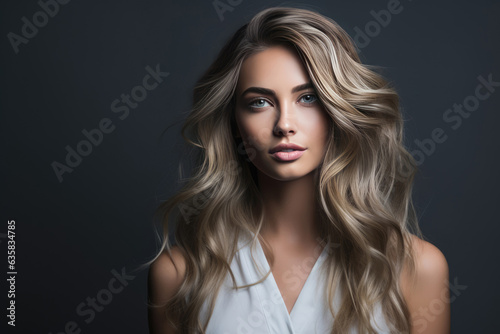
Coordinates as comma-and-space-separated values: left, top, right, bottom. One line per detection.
148, 45, 450, 333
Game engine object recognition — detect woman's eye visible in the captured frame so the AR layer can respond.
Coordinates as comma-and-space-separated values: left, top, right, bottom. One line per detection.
249, 98, 271, 109
300, 94, 317, 104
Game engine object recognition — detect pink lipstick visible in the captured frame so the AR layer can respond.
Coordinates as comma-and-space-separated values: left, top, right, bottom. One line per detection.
269, 143, 307, 162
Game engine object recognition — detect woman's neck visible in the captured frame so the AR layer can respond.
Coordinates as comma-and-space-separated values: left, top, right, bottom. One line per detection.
256, 170, 322, 248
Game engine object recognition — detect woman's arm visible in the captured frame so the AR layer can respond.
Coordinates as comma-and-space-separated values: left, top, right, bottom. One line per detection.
148, 246, 186, 334
401, 236, 451, 334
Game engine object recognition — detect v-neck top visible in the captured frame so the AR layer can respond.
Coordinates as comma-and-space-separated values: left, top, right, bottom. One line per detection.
198, 232, 392, 333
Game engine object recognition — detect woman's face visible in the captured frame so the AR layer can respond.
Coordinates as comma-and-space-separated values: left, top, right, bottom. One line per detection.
234, 44, 330, 181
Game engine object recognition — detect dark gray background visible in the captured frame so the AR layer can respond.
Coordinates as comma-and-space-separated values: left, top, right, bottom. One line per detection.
1, 0, 498, 333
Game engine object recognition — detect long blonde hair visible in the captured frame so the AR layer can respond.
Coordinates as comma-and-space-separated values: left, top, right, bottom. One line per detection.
146, 6, 423, 333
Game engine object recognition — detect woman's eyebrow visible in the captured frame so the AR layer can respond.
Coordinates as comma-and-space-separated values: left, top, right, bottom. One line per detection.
239, 82, 313, 99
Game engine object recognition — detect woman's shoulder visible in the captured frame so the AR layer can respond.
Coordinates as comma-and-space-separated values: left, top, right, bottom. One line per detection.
405, 234, 449, 281
148, 245, 187, 296
148, 246, 187, 333
400, 234, 450, 333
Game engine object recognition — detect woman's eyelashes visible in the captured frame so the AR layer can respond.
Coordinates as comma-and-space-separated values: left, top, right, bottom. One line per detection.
299, 94, 317, 104
249, 98, 271, 109
247, 93, 318, 110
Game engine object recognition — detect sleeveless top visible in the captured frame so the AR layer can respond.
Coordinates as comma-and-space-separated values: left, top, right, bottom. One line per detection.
198, 232, 392, 333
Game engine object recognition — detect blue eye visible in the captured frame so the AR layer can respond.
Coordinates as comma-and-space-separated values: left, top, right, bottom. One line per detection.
300, 94, 317, 104
249, 98, 271, 109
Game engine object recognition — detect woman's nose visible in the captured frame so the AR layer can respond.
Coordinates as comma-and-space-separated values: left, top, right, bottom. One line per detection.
273, 101, 297, 136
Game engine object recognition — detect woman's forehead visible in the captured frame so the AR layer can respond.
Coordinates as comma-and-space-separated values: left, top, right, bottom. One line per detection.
236, 45, 310, 97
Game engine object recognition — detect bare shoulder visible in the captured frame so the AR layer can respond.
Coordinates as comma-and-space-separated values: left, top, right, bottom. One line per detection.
400, 235, 450, 333
405, 235, 449, 283
148, 245, 187, 302
148, 245, 187, 334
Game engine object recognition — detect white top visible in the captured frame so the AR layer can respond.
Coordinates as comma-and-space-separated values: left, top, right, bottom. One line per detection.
198, 231, 392, 333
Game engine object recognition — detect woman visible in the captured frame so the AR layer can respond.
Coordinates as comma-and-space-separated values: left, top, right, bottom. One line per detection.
147, 6, 450, 334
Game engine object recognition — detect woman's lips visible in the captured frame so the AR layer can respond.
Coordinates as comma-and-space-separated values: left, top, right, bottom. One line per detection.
270, 150, 306, 161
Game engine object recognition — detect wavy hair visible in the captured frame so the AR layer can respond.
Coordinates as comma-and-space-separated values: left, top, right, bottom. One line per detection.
145, 6, 423, 334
